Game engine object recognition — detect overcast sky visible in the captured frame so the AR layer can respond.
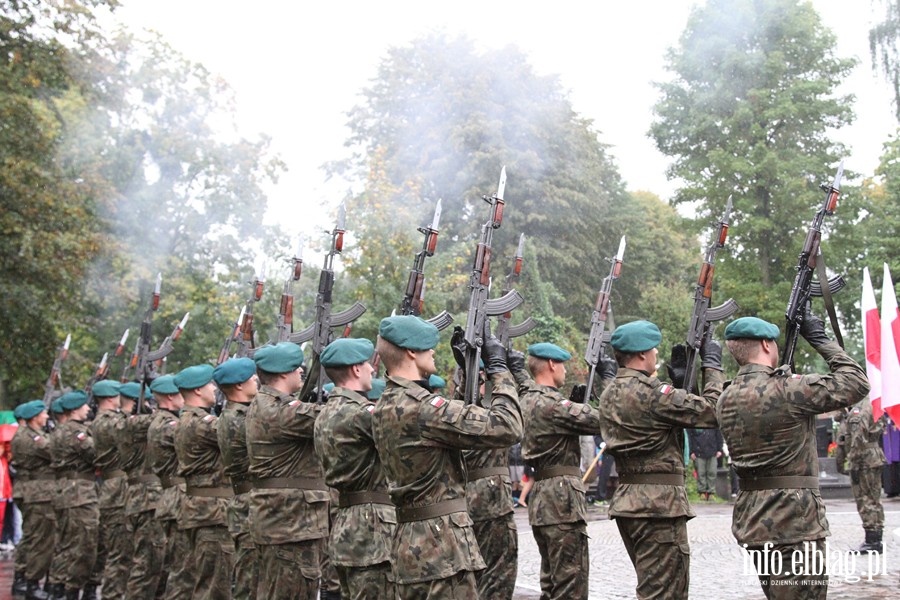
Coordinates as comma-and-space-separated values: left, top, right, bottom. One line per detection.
115, 0, 896, 240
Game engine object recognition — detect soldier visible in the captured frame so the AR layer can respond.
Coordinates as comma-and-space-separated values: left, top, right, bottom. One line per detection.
145, 374, 192, 599
118, 381, 165, 598
717, 314, 869, 598
173, 364, 234, 600
44, 398, 67, 600
245, 342, 326, 600
513, 342, 614, 600
371, 315, 523, 599
598, 320, 724, 600
835, 398, 886, 553
213, 357, 260, 599
313, 338, 395, 599
49, 390, 100, 600
10, 400, 54, 600
90, 379, 130, 600
10, 404, 29, 597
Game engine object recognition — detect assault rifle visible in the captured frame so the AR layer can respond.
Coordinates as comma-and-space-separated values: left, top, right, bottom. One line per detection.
399, 199, 453, 330
274, 238, 304, 343
42, 333, 71, 407
217, 266, 266, 364
584, 236, 626, 399
298, 204, 367, 403
681, 197, 738, 392
782, 162, 846, 369
462, 167, 524, 405
495, 233, 536, 349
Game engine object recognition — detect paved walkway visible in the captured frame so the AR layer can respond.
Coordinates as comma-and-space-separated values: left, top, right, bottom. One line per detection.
513, 496, 900, 599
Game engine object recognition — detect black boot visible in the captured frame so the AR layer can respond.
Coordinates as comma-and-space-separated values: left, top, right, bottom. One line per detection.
46, 583, 65, 600
80, 584, 98, 600
320, 591, 342, 600
25, 581, 49, 600
857, 528, 883, 553
13, 570, 27, 595
63, 588, 79, 600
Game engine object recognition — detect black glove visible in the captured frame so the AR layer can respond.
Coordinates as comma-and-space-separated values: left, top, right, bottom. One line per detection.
450, 326, 467, 371
569, 384, 587, 404
598, 357, 618, 381
507, 350, 526, 375
667, 344, 688, 389
481, 332, 508, 376
700, 333, 723, 371
799, 305, 830, 348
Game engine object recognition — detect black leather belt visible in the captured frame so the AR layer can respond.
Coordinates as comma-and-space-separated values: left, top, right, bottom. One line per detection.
534, 466, 581, 481
396, 498, 467, 523
338, 491, 392, 508
252, 477, 328, 491
739, 476, 819, 491
468, 467, 509, 480
619, 473, 684, 485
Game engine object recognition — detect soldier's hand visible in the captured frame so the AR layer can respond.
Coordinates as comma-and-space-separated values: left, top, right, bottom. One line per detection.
799, 305, 830, 348
507, 350, 526, 375
450, 326, 467, 371
481, 331, 508, 376
598, 357, 618, 381
700, 333, 723, 371
667, 344, 688, 389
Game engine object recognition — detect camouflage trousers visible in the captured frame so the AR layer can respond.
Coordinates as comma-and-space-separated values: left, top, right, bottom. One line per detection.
100, 507, 132, 599
226, 495, 258, 600
125, 510, 166, 599
747, 538, 827, 600
472, 513, 517, 600
396, 569, 478, 600
47, 504, 66, 586
850, 466, 885, 530
161, 519, 195, 600
56, 502, 100, 591
532, 521, 589, 600
616, 516, 689, 600
13, 500, 26, 574
336, 562, 394, 600
186, 525, 234, 600
22, 501, 55, 582
257, 538, 323, 600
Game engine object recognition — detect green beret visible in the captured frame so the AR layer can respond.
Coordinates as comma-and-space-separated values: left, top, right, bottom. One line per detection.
17, 400, 46, 421
118, 382, 149, 400
253, 343, 304, 374
59, 390, 89, 411
378, 315, 439, 351
610, 320, 662, 353
367, 378, 386, 400
428, 374, 446, 390
51, 397, 65, 414
320, 338, 375, 367
725, 317, 780, 341
91, 380, 121, 398
150, 375, 179, 395
213, 357, 257, 385
174, 364, 215, 391
527, 343, 572, 361
323, 382, 335, 394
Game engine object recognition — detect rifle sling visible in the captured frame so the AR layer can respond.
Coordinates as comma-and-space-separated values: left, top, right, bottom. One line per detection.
814, 250, 844, 348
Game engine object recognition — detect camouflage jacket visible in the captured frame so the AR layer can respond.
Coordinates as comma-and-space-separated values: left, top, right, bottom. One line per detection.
598, 366, 724, 520
10, 424, 54, 504
245, 385, 327, 545
517, 373, 603, 526
841, 400, 886, 470
314, 386, 394, 567
371, 371, 522, 584
216, 400, 252, 488
91, 409, 127, 510
49, 419, 98, 508
175, 405, 230, 529
117, 413, 161, 516
146, 407, 183, 522
716, 341, 869, 544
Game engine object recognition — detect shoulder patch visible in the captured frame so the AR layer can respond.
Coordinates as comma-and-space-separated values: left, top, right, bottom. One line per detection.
168, 420, 178, 427
658, 384, 675, 395
560, 399, 571, 407
366, 405, 375, 413
32, 435, 41, 442
75, 432, 86, 441
202, 414, 215, 422
430, 397, 446, 408
791, 374, 804, 380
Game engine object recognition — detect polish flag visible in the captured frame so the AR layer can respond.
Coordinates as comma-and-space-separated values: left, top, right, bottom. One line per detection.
880, 264, 900, 425
862, 267, 883, 420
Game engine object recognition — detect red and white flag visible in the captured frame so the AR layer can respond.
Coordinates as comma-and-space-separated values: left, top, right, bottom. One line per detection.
862, 267, 883, 420
880, 263, 900, 425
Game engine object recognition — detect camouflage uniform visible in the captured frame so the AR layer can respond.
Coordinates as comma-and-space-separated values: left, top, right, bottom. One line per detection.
216, 399, 259, 600
598, 366, 724, 600
371, 371, 522, 599
174, 405, 234, 600
517, 371, 603, 600
313, 386, 396, 600
836, 399, 886, 537
91, 409, 131, 599
245, 385, 327, 600
10, 428, 28, 586
10, 423, 56, 586
717, 340, 869, 599
119, 413, 165, 599
147, 407, 194, 599
49, 418, 100, 595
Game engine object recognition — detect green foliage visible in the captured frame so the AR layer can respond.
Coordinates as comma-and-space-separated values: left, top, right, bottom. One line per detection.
870, 0, 900, 122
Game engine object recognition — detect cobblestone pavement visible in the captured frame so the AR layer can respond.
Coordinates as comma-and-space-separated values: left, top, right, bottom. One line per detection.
513, 496, 900, 599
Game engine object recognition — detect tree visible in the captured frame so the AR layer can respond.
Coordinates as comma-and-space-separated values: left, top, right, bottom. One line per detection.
650, 0, 856, 349
870, 0, 900, 121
